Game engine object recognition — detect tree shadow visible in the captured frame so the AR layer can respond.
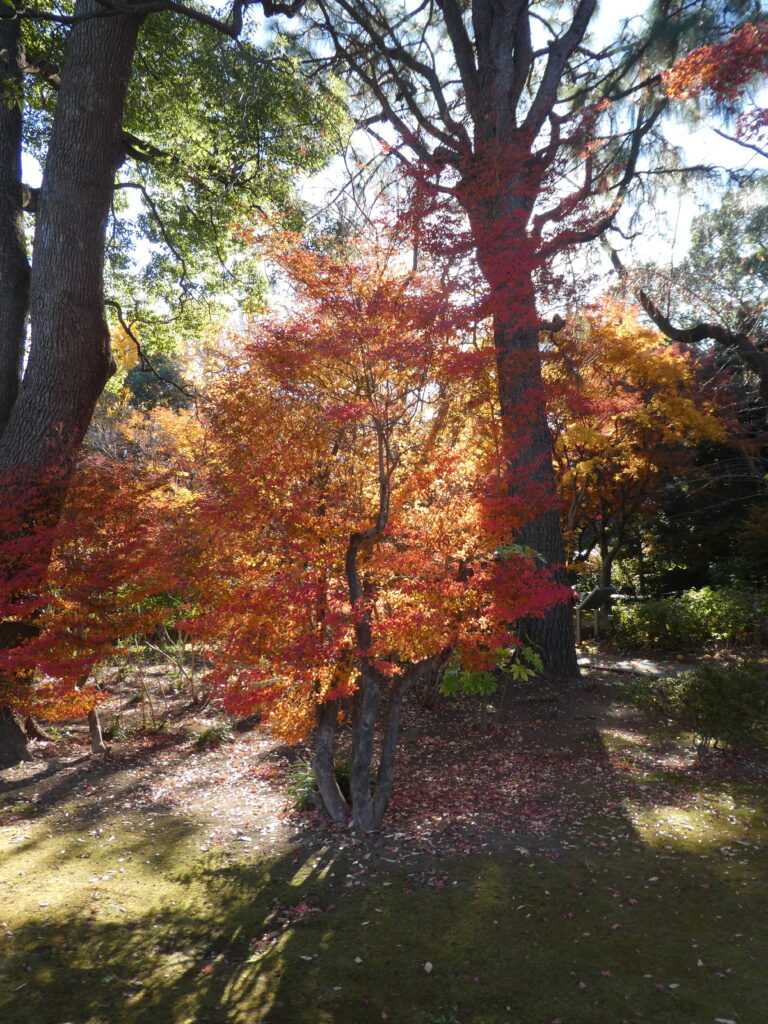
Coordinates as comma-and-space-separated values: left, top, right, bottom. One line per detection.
2, 679, 767, 1024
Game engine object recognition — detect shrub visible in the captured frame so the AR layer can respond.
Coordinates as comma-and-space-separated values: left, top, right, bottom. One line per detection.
626, 661, 768, 753
613, 598, 696, 650
671, 661, 768, 753
614, 587, 768, 649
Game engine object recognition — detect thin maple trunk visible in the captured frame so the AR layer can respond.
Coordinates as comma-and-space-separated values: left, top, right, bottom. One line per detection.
370, 679, 408, 828
349, 663, 380, 832
370, 652, 447, 828
88, 708, 107, 755
311, 698, 348, 821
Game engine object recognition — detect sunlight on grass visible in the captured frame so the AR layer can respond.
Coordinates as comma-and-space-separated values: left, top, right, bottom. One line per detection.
289, 846, 335, 886
628, 802, 734, 849
223, 948, 285, 1023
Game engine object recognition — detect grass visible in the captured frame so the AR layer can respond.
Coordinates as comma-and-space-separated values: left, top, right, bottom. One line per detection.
1, 779, 767, 1024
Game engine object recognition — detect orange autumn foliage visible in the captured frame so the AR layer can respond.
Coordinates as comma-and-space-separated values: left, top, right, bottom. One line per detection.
545, 300, 727, 577
0, 408, 202, 720
664, 21, 768, 147
189, 232, 567, 743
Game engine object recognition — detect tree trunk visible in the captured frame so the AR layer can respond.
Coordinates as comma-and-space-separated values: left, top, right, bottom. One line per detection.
0, 3, 144, 766
0, 705, 33, 766
88, 708, 107, 755
311, 698, 348, 821
371, 682, 407, 828
349, 666, 381, 832
24, 715, 55, 742
599, 555, 613, 590
0, 12, 29, 437
0, 0, 144, 475
493, 285, 580, 685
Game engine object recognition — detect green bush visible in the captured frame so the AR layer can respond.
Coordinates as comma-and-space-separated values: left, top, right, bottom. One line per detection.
671, 661, 768, 752
613, 598, 695, 650
614, 587, 768, 649
626, 661, 768, 753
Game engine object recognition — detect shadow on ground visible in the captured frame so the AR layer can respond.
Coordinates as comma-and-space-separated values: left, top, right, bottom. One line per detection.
1, 679, 767, 1024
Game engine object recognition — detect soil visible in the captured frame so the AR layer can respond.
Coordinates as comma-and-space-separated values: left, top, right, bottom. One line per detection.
2, 654, 766, 876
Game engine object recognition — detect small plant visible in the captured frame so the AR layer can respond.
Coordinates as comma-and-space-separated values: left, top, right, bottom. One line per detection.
194, 722, 234, 748
287, 755, 372, 810
431, 1007, 461, 1024
102, 714, 126, 741
286, 757, 316, 810
439, 644, 542, 697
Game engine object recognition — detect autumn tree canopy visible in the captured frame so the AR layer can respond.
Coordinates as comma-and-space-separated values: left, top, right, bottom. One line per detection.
188, 231, 567, 830
546, 300, 727, 589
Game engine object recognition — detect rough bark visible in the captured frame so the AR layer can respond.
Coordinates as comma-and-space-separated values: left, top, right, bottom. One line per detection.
0, 0, 144, 475
490, 283, 580, 685
0, 12, 29, 437
311, 698, 348, 821
0, 705, 33, 766
0, 2, 144, 768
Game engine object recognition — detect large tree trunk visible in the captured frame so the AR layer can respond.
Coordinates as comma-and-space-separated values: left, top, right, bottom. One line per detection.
0, 0, 144, 475
0, 2, 144, 767
492, 281, 580, 685
0, 12, 29, 437
0, 706, 33, 766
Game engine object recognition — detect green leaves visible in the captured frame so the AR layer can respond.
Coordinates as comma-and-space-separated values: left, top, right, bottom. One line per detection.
439, 645, 543, 697
496, 541, 548, 565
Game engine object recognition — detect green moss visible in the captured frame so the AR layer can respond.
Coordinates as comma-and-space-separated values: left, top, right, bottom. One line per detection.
1, 782, 767, 1024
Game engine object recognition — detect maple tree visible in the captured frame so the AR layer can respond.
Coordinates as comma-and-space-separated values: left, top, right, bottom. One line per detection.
545, 300, 727, 590
0, 406, 200, 763
188, 230, 566, 831
311, 0, 757, 681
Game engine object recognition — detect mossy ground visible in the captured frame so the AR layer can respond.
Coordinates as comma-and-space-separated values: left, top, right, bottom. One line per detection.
1, 670, 767, 1024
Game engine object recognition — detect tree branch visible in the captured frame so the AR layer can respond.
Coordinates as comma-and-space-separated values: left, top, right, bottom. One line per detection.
608, 245, 768, 409
104, 298, 197, 402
